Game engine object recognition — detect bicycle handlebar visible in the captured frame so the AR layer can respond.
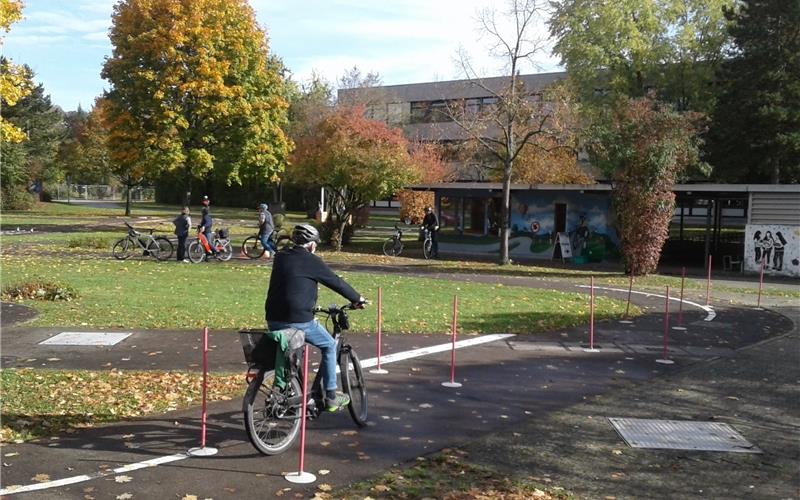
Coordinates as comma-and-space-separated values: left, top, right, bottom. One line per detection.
314, 301, 368, 315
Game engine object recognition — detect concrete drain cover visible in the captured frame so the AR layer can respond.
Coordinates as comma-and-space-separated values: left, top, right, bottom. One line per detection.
609, 418, 761, 453
39, 331, 132, 346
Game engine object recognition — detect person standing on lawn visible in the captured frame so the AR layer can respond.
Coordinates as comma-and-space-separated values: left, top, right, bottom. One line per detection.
173, 206, 191, 262
258, 203, 277, 259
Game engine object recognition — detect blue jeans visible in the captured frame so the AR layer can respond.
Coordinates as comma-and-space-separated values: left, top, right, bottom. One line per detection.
259, 233, 277, 254
268, 319, 337, 392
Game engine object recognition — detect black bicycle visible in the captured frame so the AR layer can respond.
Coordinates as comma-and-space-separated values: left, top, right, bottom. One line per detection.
112, 222, 173, 261
382, 225, 404, 257
240, 303, 368, 455
241, 231, 292, 259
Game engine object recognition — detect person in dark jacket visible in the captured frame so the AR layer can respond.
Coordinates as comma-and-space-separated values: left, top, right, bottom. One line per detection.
173, 206, 191, 262
422, 206, 440, 258
198, 206, 214, 256
258, 203, 277, 259
265, 223, 366, 411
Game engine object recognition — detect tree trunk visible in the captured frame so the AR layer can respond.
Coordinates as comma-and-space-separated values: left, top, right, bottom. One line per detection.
771, 160, 780, 184
338, 217, 348, 252
125, 184, 132, 216
499, 162, 512, 265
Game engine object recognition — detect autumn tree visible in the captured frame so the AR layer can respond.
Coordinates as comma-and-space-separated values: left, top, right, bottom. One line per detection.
289, 105, 422, 250
0, 0, 30, 145
448, 0, 578, 265
397, 142, 453, 224
102, 0, 292, 206
587, 97, 703, 275
550, 0, 733, 113
707, 0, 800, 183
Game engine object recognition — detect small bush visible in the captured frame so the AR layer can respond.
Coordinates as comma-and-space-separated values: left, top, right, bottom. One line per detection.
67, 235, 114, 249
2, 282, 78, 302
0, 188, 36, 211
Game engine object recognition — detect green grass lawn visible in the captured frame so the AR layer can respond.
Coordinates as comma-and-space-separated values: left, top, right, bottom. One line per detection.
0, 254, 632, 334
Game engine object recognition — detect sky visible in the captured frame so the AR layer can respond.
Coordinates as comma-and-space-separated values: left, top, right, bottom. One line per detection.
2, 0, 562, 112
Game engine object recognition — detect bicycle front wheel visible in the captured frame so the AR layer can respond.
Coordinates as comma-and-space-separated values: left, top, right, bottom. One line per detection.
339, 347, 367, 427
217, 241, 233, 261
243, 369, 302, 455
383, 238, 403, 257
241, 236, 265, 259
153, 237, 173, 261
112, 238, 133, 260
422, 238, 433, 260
187, 240, 206, 263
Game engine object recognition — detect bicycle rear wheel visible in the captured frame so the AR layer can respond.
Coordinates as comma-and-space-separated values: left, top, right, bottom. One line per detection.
241, 236, 265, 259
112, 238, 133, 260
217, 240, 233, 261
243, 369, 302, 455
153, 237, 173, 261
422, 238, 433, 260
187, 240, 206, 263
339, 347, 367, 427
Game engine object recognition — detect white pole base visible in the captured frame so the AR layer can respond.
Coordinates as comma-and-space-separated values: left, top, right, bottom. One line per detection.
188, 446, 218, 457
618, 320, 634, 324
671, 326, 687, 331
583, 348, 601, 353
655, 359, 675, 365
285, 471, 316, 484
441, 381, 462, 388
369, 368, 389, 374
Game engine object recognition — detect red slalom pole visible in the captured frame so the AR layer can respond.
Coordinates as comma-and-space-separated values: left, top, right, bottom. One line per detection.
442, 295, 462, 388
673, 267, 687, 331
370, 287, 388, 374
706, 254, 713, 306
584, 276, 599, 352
757, 258, 765, 308
285, 345, 315, 483
656, 286, 674, 365
188, 326, 218, 456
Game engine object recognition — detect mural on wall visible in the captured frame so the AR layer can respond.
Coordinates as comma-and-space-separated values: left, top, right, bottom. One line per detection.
508, 192, 619, 260
744, 224, 800, 277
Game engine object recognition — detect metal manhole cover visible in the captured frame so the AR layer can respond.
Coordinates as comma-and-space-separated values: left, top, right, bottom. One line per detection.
39, 331, 132, 346
609, 418, 761, 453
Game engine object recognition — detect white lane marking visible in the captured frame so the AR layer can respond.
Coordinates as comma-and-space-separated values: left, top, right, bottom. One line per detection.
577, 285, 716, 322
358, 333, 516, 369
0, 333, 515, 496
0, 453, 189, 496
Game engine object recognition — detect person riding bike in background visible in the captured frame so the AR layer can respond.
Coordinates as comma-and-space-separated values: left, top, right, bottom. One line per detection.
422, 206, 440, 259
264, 223, 367, 412
258, 203, 277, 259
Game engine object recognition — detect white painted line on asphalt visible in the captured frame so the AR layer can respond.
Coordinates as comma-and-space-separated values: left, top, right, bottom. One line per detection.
0, 333, 515, 496
0, 453, 189, 496
577, 285, 716, 322
358, 333, 516, 369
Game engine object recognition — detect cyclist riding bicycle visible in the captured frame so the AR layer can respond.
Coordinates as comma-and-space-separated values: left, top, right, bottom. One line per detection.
422, 206, 440, 258
258, 203, 277, 259
264, 223, 367, 412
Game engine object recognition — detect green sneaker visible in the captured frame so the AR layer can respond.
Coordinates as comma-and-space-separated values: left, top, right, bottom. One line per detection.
325, 392, 350, 412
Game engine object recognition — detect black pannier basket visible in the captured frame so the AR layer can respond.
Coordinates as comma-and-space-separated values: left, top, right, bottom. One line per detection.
239, 329, 277, 370
217, 228, 229, 239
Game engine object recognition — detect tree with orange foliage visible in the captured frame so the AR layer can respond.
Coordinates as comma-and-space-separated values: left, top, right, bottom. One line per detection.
397, 142, 453, 224
289, 106, 422, 250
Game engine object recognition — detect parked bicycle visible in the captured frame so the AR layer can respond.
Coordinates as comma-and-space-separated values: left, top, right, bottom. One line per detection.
240, 303, 367, 455
382, 224, 405, 257
112, 222, 173, 261
241, 231, 292, 259
187, 228, 233, 263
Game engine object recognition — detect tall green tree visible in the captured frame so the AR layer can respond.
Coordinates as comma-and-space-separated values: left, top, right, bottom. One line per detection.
101, 0, 292, 205
0, 71, 65, 208
550, 0, 733, 112
707, 0, 800, 183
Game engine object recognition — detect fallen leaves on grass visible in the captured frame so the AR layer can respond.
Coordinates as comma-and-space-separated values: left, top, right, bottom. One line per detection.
1, 369, 244, 443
